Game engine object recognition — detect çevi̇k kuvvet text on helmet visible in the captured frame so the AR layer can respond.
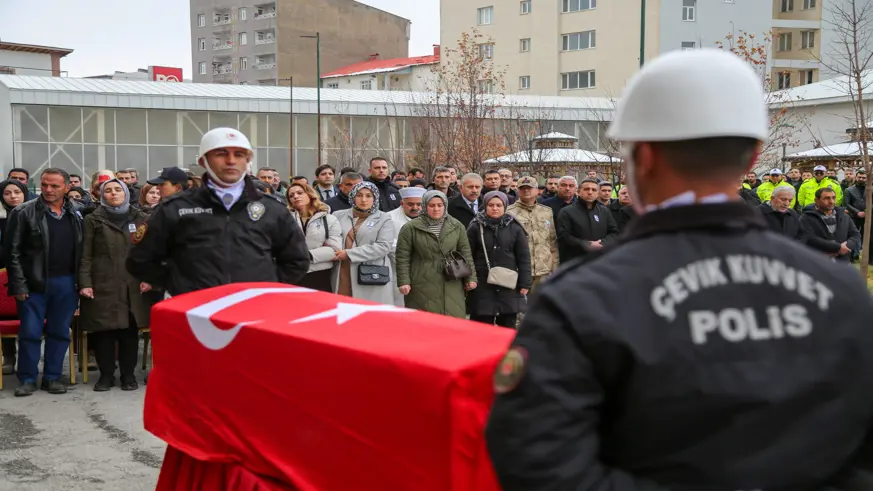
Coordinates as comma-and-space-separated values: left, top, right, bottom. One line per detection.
607, 49, 769, 144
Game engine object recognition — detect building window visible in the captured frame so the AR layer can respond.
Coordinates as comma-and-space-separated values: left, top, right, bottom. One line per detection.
681, 41, 696, 51
327, 82, 339, 89
197, 14, 206, 27
562, 0, 596, 12
239, 32, 248, 45
360, 79, 372, 90
519, 76, 530, 89
239, 7, 247, 20
520, 38, 531, 52
778, 72, 791, 89
478, 79, 494, 93
562, 31, 596, 51
198, 38, 206, 51
199, 62, 206, 75
801, 30, 815, 49
803, 0, 815, 8
479, 43, 494, 60
561, 70, 595, 90
240, 57, 248, 70
778, 32, 792, 51
682, 0, 696, 21
477, 7, 494, 25
781, 0, 794, 12
520, 0, 531, 14
801, 69, 815, 84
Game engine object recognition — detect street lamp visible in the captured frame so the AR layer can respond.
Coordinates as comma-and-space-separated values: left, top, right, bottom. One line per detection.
639, 0, 646, 68
279, 77, 294, 176
301, 32, 322, 166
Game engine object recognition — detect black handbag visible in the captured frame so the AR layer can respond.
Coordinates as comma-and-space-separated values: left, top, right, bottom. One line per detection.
351, 218, 391, 286
443, 250, 472, 281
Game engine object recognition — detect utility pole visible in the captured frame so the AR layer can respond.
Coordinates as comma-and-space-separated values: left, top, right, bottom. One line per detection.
301, 32, 322, 166
639, 0, 646, 68
279, 77, 294, 176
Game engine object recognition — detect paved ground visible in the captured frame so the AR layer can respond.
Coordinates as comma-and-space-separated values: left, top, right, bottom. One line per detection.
0, 351, 163, 491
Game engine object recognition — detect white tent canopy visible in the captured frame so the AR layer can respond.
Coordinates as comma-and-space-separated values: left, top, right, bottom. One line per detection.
485, 148, 620, 164
785, 142, 873, 161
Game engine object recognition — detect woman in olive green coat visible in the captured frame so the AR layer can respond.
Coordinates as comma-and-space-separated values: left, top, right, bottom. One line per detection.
78, 179, 152, 392
395, 190, 477, 318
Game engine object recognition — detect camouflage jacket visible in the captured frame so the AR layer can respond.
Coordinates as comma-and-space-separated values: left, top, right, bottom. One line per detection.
506, 200, 559, 277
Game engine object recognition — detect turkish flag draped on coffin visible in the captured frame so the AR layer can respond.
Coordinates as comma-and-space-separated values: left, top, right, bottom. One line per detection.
145, 283, 513, 491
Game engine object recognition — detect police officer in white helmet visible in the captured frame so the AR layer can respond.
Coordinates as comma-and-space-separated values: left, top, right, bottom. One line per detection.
486, 49, 873, 490
126, 128, 309, 296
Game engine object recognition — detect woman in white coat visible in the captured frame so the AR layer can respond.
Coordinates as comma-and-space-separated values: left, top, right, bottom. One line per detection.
332, 181, 397, 305
287, 183, 342, 292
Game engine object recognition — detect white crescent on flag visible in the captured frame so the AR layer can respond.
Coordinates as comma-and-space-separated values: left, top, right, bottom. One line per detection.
186, 287, 312, 350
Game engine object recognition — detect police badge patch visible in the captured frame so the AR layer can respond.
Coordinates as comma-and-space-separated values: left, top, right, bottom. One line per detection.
494, 347, 528, 394
132, 223, 148, 244
247, 201, 266, 222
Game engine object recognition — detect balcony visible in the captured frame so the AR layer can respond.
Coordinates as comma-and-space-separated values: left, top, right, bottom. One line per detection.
213, 63, 233, 75
255, 30, 276, 45
213, 12, 231, 26
254, 4, 277, 19
213, 39, 233, 50
254, 56, 276, 70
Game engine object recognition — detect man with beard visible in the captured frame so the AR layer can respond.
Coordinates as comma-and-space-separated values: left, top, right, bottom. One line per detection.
538, 175, 561, 202
758, 185, 805, 242
800, 187, 860, 262
555, 178, 618, 264
388, 186, 425, 306
608, 185, 637, 233
845, 169, 870, 263
325, 172, 363, 213
365, 157, 401, 211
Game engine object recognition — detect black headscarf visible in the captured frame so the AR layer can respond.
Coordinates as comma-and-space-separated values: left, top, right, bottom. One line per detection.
0, 179, 28, 213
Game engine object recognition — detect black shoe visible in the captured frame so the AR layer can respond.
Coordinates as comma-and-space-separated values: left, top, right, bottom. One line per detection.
41, 379, 67, 394
120, 376, 138, 391
93, 375, 115, 392
14, 382, 38, 397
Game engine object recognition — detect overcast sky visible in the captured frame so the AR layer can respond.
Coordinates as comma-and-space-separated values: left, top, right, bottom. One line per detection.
0, 0, 439, 78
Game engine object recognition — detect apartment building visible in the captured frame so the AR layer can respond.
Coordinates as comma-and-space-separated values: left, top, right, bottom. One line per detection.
440, 0, 840, 97
321, 46, 440, 92
189, 0, 411, 86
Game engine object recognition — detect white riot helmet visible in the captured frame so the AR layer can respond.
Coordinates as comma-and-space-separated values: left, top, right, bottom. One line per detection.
607, 49, 768, 143
198, 128, 254, 186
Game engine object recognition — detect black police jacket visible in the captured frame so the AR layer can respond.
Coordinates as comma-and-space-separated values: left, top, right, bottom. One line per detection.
4, 197, 84, 296
486, 201, 873, 491
366, 177, 401, 212
126, 176, 309, 296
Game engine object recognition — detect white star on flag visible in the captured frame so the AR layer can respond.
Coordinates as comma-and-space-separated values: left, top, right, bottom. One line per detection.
290, 302, 410, 325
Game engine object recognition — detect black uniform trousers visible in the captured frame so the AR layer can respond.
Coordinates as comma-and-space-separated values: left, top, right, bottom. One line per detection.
470, 313, 518, 329
92, 312, 139, 380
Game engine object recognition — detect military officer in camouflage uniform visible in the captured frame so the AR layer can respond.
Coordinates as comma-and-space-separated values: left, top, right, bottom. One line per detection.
506, 176, 559, 293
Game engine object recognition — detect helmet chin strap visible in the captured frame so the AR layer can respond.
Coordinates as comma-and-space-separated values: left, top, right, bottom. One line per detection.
201, 157, 246, 188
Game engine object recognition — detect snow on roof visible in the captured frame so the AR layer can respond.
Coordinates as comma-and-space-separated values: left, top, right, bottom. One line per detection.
785, 141, 873, 160
772, 69, 873, 107
321, 53, 439, 79
531, 132, 578, 141
485, 148, 620, 164
0, 75, 614, 120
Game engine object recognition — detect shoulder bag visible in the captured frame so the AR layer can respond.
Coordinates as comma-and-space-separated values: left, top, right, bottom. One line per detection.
444, 250, 472, 281
479, 223, 518, 290
352, 217, 391, 286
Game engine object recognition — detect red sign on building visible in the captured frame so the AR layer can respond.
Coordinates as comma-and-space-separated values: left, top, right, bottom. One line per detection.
149, 66, 183, 82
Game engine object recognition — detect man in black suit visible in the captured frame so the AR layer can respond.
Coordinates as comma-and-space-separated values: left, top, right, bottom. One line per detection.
447, 172, 483, 228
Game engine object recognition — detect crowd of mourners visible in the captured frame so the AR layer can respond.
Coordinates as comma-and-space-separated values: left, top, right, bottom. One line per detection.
0, 153, 869, 396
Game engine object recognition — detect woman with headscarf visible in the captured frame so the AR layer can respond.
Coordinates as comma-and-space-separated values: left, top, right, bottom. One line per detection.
287, 182, 342, 292
395, 190, 477, 318
466, 191, 532, 328
78, 179, 152, 391
0, 179, 27, 374
331, 181, 397, 304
